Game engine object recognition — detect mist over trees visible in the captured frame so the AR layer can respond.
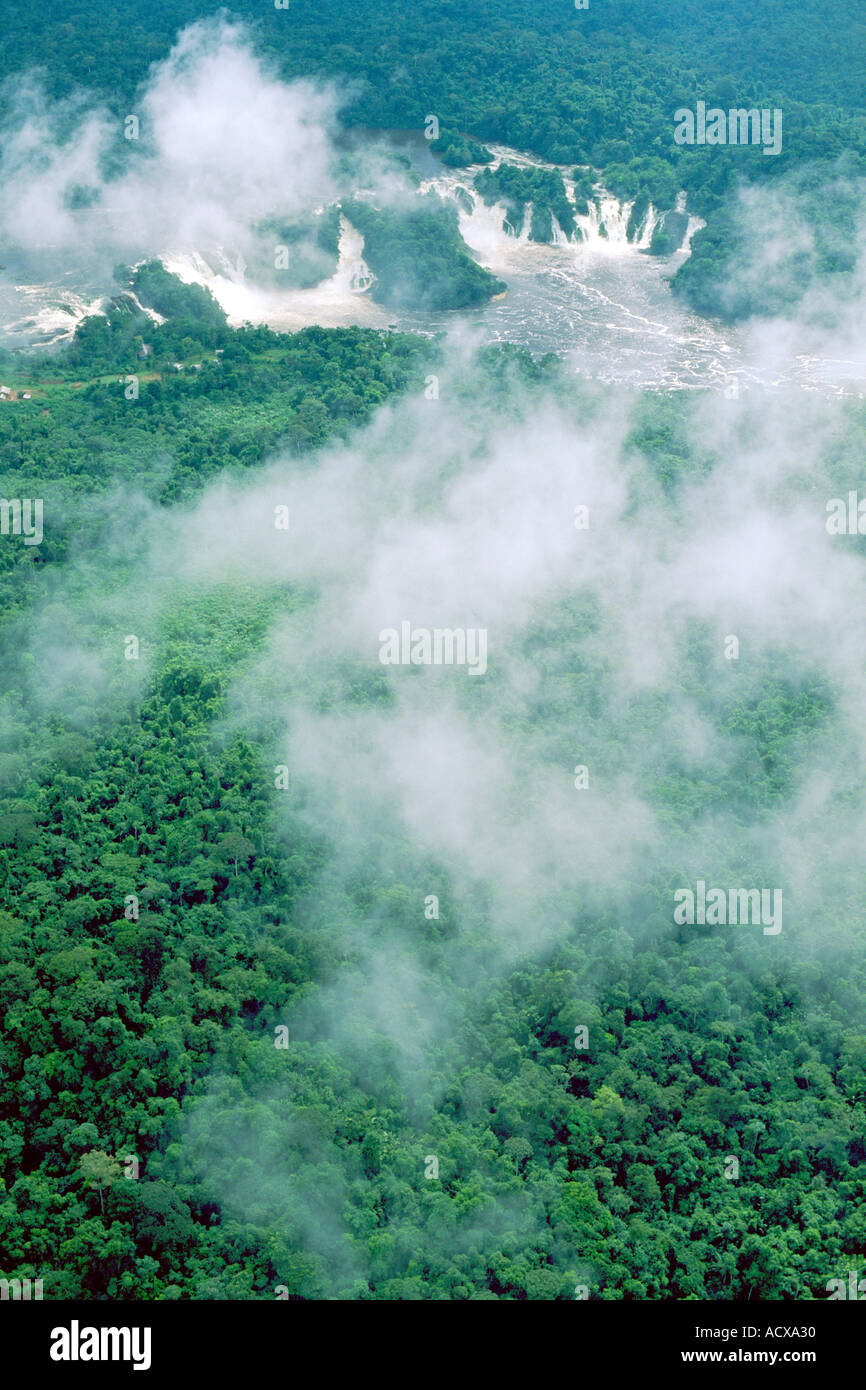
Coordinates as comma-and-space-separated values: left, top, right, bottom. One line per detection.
0, 5, 864, 1309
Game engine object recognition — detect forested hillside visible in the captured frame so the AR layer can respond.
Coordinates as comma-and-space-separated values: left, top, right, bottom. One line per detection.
1, 280, 866, 1298
1, 2, 865, 1313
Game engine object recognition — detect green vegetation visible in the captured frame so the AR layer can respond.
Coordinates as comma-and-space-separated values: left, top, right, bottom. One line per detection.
0, 278, 865, 1296
474, 164, 576, 242
570, 170, 597, 219
1, 3, 865, 1307
128, 261, 228, 335
647, 211, 690, 258
603, 159, 682, 212
672, 160, 864, 319
0, 287, 437, 625
430, 130, 493, 168
341, 196, 506, 310
2, 0, 865, 316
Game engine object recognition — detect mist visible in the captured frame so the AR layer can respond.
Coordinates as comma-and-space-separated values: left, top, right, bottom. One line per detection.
3, 10, 866, 1302
9, 347, 866, 1017
0, 18, 351, 273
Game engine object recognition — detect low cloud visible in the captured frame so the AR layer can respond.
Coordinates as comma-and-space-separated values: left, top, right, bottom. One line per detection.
0, 18, 345, 268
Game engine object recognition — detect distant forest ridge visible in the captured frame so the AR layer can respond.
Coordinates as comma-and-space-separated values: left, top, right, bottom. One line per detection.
1, 0, 864, 217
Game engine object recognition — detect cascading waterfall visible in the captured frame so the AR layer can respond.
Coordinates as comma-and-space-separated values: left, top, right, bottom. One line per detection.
572, 191, 636, 251
680, 214, 706, 256
161, 249, 219, 287
432, 183, 528, 264
333, 215, 375, 293
123, 290, 166, 325
550, 215, 570, 247
0, 138, 706, 365
595, 195, 631, 245
156, 215, 385, 331
636, 204, 659, 250
421, 151, 694, 256
573, 197, 602, 244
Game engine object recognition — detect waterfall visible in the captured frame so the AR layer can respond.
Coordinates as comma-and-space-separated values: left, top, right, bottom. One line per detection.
422, 156, 648, 254
452, 190, 527, 262
126, 291, 165, 325
572, 190, 636, 252
597, 194, 630, 244
419, 170, 519, 260
680, 214, 706, 255
550, 214, 570, 247
334, 215, 375, 293
161, 250, 219, 288
573, 198, 602, 244
635, 204, 658, 249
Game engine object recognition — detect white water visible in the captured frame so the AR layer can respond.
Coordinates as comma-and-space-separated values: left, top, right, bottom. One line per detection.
125, 292, 165, 326
550, 215, 570, 248
0, 281, 105, 350
421, 144, 653, 256
161, 217, 386, 333
0, 140, 861, 395
680, 215, 706, 256
635, 205, 658, 250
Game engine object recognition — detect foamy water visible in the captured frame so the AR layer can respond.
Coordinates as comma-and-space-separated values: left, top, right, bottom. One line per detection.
1, 140, 863, 396
161, 217, 387, 333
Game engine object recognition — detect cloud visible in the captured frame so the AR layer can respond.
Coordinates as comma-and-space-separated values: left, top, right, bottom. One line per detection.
702, 163, 866, 381
125, 351, 866, 974
8, 324, 866, 1278
0, 18, 343, 265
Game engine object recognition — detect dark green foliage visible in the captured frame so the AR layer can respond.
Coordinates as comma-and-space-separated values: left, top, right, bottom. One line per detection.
626, 192, 651, 242
672, 161, 866, 318
474, 165, 576, 242
131, 262, 227, 335
2, 0, 864, 322
0, 1, 865, 1305
647, 210, 690, 258
341, 196, 506, 310
604, 159, 682, 212
0, 310, 864, 1299
430, 131, 493, 168
0, 313, 437, 624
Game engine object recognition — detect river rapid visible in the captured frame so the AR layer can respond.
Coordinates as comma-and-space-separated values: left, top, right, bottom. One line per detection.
1, 134, 863, 397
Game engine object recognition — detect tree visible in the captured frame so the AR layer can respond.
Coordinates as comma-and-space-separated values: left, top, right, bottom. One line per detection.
215, 832, 256, 878
78, 1151, 122, 1218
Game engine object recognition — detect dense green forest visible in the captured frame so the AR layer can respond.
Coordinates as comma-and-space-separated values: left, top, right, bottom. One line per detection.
0, 2, 865, 1309
0, 272, 865, 1299
5, 0, 865, 181
430, 130, 493, 170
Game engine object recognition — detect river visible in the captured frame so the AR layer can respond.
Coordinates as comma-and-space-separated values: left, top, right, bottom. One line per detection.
1, 134, 863, 397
